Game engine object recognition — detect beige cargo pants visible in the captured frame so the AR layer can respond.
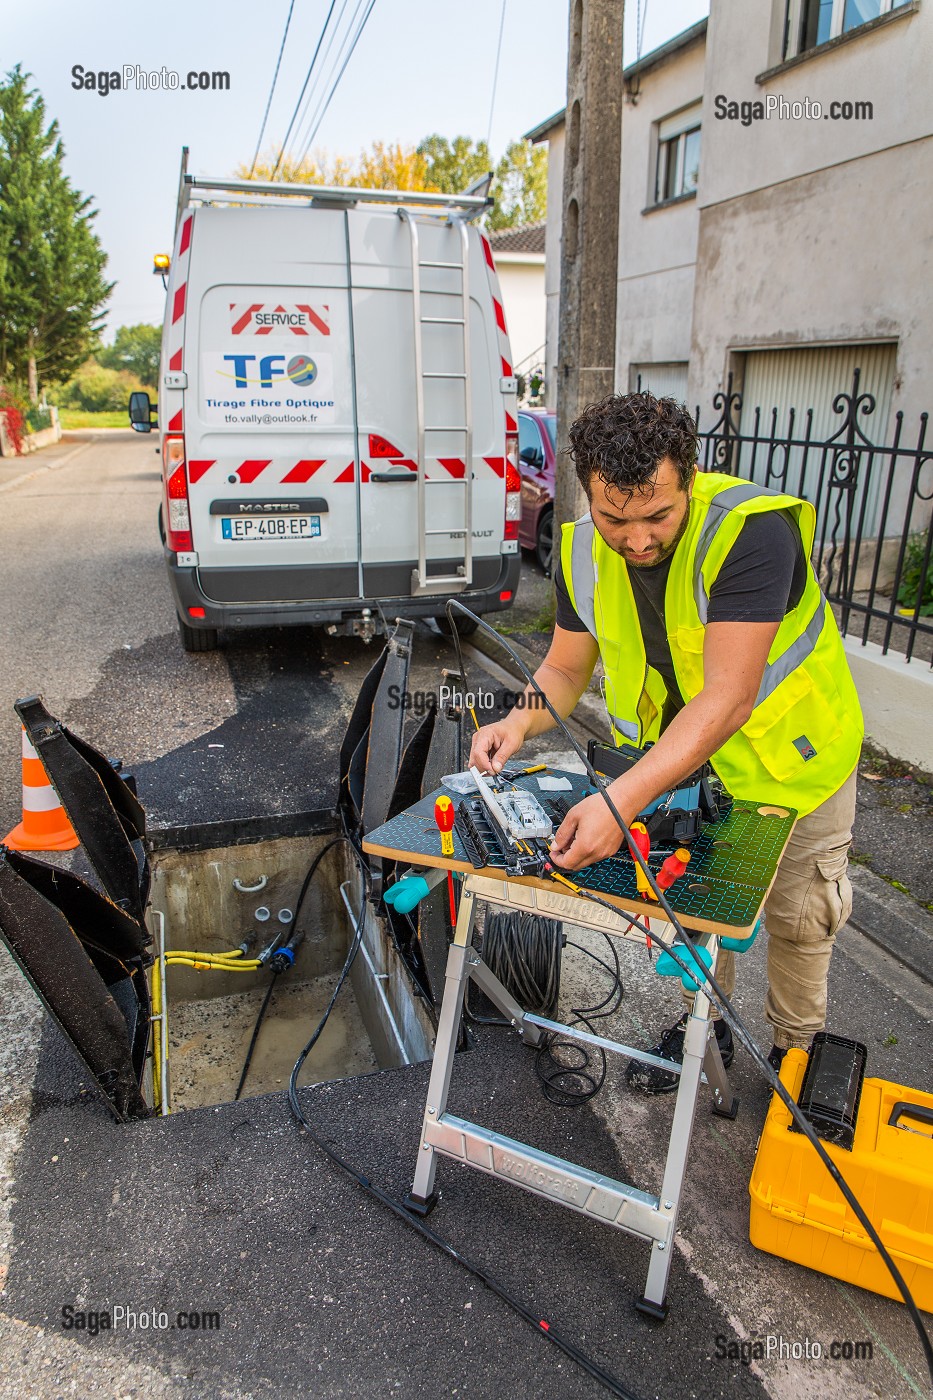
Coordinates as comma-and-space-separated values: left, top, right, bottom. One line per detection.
686, 767, 858, 1050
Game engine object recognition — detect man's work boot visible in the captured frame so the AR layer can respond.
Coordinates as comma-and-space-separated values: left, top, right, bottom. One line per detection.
625, 1012, 734, 1094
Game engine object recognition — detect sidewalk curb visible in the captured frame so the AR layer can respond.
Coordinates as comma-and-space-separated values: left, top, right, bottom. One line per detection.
0, 439, 94, 495
467, 624, 608, 737
469, 624, 933, 988
846, 864, 933, 987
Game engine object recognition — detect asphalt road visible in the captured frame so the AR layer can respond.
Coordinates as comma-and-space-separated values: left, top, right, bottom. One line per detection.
0, 434, 931, 1400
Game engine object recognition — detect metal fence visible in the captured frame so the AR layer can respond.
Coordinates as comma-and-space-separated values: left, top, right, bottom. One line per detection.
693, 369, 933, 666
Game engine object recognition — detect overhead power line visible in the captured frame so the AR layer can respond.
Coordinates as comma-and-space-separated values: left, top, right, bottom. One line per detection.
486, 0, 508, 150
271, 0, 341, 179
293, 0, 379, 167
249, 0, 298, 176
288, 0, 358, 167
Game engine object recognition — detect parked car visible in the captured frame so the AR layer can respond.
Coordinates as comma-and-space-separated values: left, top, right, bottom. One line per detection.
517, 408, 556, 573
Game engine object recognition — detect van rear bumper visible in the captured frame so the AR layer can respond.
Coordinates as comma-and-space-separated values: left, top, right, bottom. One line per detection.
165, 549, 522, 630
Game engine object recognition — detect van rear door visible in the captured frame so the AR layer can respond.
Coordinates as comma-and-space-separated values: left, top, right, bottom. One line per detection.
185, 206, 363, 605
348, 211, 505, 600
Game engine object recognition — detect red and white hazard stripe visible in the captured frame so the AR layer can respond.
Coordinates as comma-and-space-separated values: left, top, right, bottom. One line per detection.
184, 445, 505, 490
162, 212, 194, 437
479, 233, 520, 523
480, 231, 517, 404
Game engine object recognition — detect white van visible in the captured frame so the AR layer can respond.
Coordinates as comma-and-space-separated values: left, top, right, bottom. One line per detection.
132, 153, 522, 651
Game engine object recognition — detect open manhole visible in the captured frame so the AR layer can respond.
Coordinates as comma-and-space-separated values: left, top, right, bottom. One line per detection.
148, 823, 434, 1113
0, 631, 454, 1124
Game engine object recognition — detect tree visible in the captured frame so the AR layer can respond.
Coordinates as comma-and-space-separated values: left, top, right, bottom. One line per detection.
489, 139, 548, 231
240, 133, 547, 230
0, 67, 112, 401
237, 143, 429, 191
57, 358, 146, 412
416, 134, 547, 229
417, 134, 492, 195
99, 324, 161, 387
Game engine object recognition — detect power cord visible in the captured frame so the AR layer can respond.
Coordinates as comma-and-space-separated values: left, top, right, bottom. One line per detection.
445, 598, 933, 1391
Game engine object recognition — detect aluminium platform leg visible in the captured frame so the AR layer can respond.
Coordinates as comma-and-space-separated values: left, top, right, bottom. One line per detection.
637, 938, 726, 1320
407, 879, 545, 1215
407, 884, 477, 1214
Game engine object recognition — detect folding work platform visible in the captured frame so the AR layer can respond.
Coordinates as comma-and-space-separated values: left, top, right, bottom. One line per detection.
363, 771, 796, 1319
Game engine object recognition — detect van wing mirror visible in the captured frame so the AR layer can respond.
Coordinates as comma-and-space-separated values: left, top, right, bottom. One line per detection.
128, 391, 155, 433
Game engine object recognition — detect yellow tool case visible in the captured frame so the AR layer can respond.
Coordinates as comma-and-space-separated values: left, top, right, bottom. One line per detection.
749, 1049, 933, 1309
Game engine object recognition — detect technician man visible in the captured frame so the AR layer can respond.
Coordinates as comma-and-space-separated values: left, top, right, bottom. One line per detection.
469, 392, 863, 1090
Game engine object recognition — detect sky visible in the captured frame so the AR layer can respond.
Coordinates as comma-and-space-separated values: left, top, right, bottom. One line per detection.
6, 0, 709, 338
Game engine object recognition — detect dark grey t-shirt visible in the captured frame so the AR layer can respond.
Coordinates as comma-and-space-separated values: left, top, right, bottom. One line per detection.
555, 510, 807, 720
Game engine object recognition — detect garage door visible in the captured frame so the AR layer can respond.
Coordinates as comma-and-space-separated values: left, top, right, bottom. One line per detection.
631, 362, 689, 402
737, 343, 897, 531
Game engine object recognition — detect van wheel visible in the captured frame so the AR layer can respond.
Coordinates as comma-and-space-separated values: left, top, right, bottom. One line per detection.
436, 612, 480, 640
178, 616, 219, 653
536, 509, 554, 575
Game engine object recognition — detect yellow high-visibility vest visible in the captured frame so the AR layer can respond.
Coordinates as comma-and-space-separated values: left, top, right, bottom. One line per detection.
560, 472, 863, 815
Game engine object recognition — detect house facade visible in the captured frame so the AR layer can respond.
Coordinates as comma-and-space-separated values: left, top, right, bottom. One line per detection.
528, 0, 931, 440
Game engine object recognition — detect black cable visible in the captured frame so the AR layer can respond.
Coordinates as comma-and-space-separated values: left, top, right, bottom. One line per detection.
235, 971, 278, 1101
446, 598, 933, 1390
235, 836, 358, 1100
285, 833, 357, 967
285, 835, 644, 1399
483, 911, 562, 1015
287, 0, 355, 167
535, 932, 625, 1108
292, 0, 379, 168
270, 0, 340, 179
248, 0, 297, 177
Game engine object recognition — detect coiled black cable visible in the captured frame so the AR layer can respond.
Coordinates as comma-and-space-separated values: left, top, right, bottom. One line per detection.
535, 931, 625, 1107
468, 911, 627, 1107
483, 911, 563, 1016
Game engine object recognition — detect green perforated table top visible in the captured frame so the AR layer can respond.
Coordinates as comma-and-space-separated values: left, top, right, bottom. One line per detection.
363, 770, 797, 937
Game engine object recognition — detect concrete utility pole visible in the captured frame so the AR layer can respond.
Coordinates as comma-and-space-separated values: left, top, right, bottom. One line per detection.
554, 0, 624, 534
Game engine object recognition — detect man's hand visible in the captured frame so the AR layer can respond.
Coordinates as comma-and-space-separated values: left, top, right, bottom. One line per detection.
549, 789, 636, 872
468, 718, 524, 774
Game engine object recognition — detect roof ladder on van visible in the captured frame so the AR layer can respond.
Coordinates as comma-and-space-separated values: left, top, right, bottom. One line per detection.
399, 209, 473, 595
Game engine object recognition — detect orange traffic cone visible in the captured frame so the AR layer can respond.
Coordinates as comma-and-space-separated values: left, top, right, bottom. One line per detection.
3, 728, 79, 852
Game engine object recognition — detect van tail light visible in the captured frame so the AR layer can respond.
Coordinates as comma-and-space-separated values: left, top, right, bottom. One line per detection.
162, 436, 192, 552
504, 431, 521, 540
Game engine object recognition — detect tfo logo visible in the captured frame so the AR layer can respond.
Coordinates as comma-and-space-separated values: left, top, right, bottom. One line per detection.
287, 355, 317, 386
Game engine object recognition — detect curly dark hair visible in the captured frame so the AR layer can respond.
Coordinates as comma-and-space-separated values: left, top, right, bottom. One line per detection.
568, 392, 699, 498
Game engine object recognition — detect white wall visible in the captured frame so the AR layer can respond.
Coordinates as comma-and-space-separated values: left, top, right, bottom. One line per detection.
615, 37, 706, 390
701, 0, 929, 209
494, 254, 546, 376
542, 124, 565, 409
